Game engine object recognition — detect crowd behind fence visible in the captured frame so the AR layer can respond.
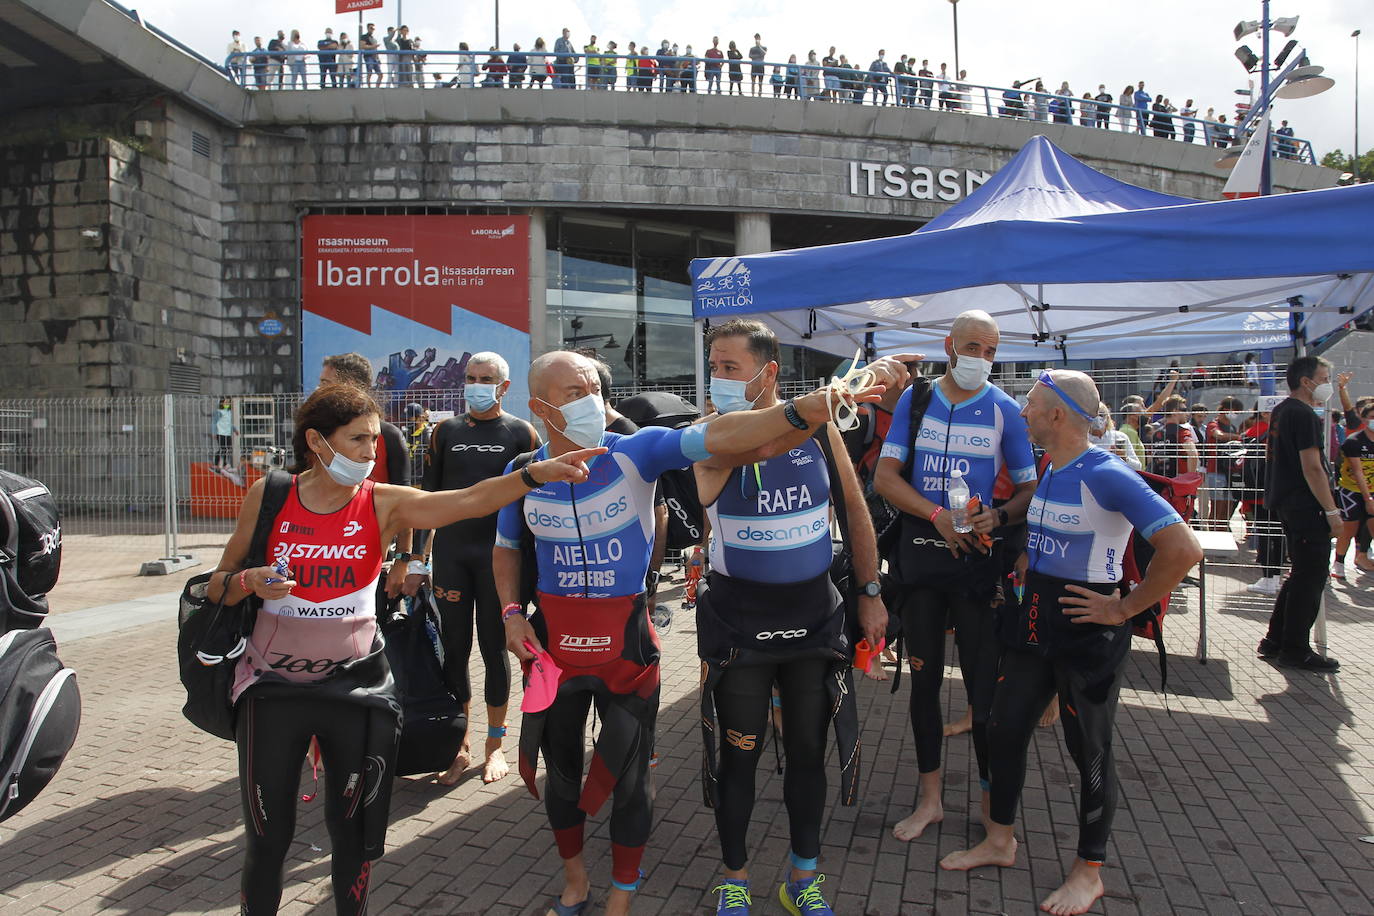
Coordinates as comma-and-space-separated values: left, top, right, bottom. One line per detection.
222, 48, 1316, 165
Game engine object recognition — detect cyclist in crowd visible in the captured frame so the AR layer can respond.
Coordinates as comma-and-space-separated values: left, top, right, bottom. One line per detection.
940, 369, 1200, 916
208, 382, 601, 915
875, 310, 1037, 843
421, 352, 540, 785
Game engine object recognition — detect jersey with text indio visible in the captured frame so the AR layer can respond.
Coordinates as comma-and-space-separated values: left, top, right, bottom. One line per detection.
496, 425, 710, 597
879, 382, 1036, 506
1026, 446, 1182, 583
232, 478, 383, 701
706, 436, 832, 585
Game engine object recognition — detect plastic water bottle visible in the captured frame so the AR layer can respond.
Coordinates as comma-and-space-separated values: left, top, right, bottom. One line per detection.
948, 469, 972, 533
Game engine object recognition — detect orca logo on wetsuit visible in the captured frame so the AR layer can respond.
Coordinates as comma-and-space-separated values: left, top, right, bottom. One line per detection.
450, 443, 507, 452
756, 628, 808, 640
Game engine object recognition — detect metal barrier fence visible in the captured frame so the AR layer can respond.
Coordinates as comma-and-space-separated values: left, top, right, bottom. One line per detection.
223, 49, 1316, 165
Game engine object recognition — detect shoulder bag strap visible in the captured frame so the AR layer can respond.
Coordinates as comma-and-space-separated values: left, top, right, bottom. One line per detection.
246, 470, 293, 569
898, 376, 935, 484
813, 424, 850, 557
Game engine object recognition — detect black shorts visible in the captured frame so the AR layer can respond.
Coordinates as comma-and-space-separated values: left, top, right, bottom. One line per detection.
1338, 487, 1369, 523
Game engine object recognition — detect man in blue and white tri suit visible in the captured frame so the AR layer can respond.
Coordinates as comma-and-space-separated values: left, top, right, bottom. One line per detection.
493, 350, 901, 916
874, 310, 1038, 844
941, 369, 1201, 916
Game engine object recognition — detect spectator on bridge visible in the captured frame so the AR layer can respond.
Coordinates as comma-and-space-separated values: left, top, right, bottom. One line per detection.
285, 30, 307, 90
1031, 80, 1049, 121
1180, 99, 1198, 142
1094, 84, 1113, 127
771, 64, 785, 96
937, 63, 954, 109
727, 40, 744, 94
603, 41, 619, 89
1151, 96, 1176, 138
1051, 81, 1073, 124
583, 35, 600, 88
705, 37, 725, 94
1133, 80, 1151, 133
655, 40, 672, 91
382, 26, 398, 86
819, 47, 839, 101
250, 36, 269, 88
226, 31, 245, 83
802, 50, 821, 100
411, 36, 426, 85
635, 43, 656, 90
955, 69, 971, 110
749, 33, 767, 96
528, 38, 549, 87
359, 23, 381, 87
1117, 84, 1135, 130
1000, 80, 1025, 118
869, 50, 892, 105
482, 47, 506, 87
507, 43, 527, 87
316, 28, 338, 89
553, 28, 576, 88
682, 45, 698, 92
267, 30, 286, 89
455, 41, 476, 88
1276, 120, 1297, 159
1214, 114, 1233, 149
846, 56, 866, 103
894, 54, 914, 106
337, 34, 356, 88
1079, 92, 1096, 126
394, 26, 412, 87
917, 59, 934, 107
784, 53, 800, 98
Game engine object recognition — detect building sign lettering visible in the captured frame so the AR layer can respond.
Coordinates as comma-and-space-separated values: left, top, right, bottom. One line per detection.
847, 162, 992, 201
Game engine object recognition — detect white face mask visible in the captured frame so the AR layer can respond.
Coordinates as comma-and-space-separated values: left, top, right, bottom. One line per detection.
1312, 381, 1334, 403
950, 355, 993, 391
540, 393, 606, 449
317, 437, 374, 487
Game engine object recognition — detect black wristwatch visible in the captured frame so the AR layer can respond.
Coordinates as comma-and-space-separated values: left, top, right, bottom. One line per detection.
782, 398, 810, 430
646, 570, 661, 595
996, 507, 1009, 527
519, 465, 540, 488
861, 580, 881, 598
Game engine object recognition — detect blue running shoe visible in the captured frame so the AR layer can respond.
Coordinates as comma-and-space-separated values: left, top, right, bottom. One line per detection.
714, 879, 751, 915
779, 874, 834, 915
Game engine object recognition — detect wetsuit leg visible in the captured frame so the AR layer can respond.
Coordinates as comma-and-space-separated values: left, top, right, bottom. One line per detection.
594, 687, 656, 887
711, 662, 775, 870
1055, 659, 1124, 864
469, 555, 511, 709
775, 658, 832, 865
952, 594, 1000, 787
985, 648, 1059, 827
236, 693, 315, 915
430, 547, 477, 705
899, 587, 951, 774
540, 688, 595, 861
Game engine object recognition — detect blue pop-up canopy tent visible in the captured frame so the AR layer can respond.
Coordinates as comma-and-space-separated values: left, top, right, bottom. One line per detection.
689, 136, 1374, 364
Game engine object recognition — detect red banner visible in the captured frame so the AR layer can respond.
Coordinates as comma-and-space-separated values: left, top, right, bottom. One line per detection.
336, 0, 384, 13
302, 215, 529, 334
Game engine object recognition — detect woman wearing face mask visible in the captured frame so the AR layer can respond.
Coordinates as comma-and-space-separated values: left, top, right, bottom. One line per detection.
213, 396, 237, 469
1088, 403, 1142, 470
1204, 396, 1244, 526
206, 383, 600, 916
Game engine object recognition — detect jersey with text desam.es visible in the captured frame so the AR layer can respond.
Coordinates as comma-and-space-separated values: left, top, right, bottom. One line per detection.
232, 478, 383, 701
1026, 446, 1181, 583
495, 425, 710, 598
879, 381, 1036, 507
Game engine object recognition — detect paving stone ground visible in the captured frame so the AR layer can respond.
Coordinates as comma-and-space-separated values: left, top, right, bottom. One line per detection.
5, 540, 1374, 915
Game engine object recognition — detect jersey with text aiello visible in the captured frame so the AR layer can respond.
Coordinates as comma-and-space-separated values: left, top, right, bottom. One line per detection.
879, 381, 1036, 507
496, 425, 710, 598
232, 478, 383, 701
422, 412, 539, 552
1025, 446, 1181, 583
705, 436, 832, 585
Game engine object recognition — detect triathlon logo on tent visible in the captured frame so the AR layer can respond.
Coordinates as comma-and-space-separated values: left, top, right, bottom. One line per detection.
1241, 310, 1286, 332
694, 258, 753, 310
471, 224, 518, 239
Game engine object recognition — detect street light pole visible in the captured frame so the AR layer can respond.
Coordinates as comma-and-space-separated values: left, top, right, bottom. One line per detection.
495, 0, 500, 50
949, 0, 960, 80
1259, 0, 1273, 195
1356, 29, 1363, 183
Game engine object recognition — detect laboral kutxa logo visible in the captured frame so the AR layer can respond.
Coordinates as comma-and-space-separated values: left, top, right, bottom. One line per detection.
694, 258, 753, 311
471, 224, 518, 239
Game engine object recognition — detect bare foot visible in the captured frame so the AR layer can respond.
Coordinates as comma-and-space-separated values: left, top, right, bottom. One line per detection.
482, 745, 510, 783
1039, 698, 1060, 729
863, 660, 890, 682
604, 886, 632, 916
892, 802, 944, 841
435, 746, 471, 786
940, 834, 1018, 871
1039, 861, 1104, 915
943, 708, 973, 737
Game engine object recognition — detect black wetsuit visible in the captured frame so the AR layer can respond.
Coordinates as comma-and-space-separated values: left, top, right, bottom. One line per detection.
422, 411, 539, 710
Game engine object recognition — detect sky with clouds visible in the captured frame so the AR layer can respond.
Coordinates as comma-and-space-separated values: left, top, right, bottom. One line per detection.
131, 0, 1369, 165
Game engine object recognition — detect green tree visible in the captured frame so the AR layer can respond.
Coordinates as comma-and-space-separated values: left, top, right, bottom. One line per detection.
1320, 148, 1374, 182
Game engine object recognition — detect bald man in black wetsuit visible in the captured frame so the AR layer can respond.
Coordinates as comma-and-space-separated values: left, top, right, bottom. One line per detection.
422, 351, 539, 785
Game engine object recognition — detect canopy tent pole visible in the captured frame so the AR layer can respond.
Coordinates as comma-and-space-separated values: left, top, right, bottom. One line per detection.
693, 318, 706, 412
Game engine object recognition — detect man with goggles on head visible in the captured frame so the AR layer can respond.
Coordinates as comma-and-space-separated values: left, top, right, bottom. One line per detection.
942, 369, 1201, 916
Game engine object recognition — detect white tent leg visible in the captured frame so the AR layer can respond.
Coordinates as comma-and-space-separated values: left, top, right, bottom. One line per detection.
694, 318, 706, 412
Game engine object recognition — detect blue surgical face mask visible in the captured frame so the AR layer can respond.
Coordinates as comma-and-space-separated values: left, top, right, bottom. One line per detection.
709, 364, 768, 414
466, 382, 500, 414
541, 393, 605, 449
318, 437, 374, 487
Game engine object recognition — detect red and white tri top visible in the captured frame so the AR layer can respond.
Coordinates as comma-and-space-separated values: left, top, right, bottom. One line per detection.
232, 477, 384, 701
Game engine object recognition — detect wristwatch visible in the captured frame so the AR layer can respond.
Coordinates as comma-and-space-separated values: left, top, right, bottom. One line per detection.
646, 570, 661, 595
996, 507, 1009, 527
860, 580, 881, 598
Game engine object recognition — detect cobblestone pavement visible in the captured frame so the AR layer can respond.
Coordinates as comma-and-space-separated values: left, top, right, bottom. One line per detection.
4, 546, 1374, 915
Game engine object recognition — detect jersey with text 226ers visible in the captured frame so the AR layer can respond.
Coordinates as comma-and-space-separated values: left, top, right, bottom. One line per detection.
496, 426, 710, 598
232, 478, 383, 701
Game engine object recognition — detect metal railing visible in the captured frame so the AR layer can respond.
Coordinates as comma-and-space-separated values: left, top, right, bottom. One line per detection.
222, 49, 1316, 165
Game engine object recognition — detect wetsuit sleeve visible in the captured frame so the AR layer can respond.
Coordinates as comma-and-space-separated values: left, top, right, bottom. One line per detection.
1090, 461, 1182, 539
621, 425, 711, 479
420, 420, 445, 492
999, 397, 1037, 484
495, 457, 523, 550
382, 422, 409, 487
878, 386, 915, 464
